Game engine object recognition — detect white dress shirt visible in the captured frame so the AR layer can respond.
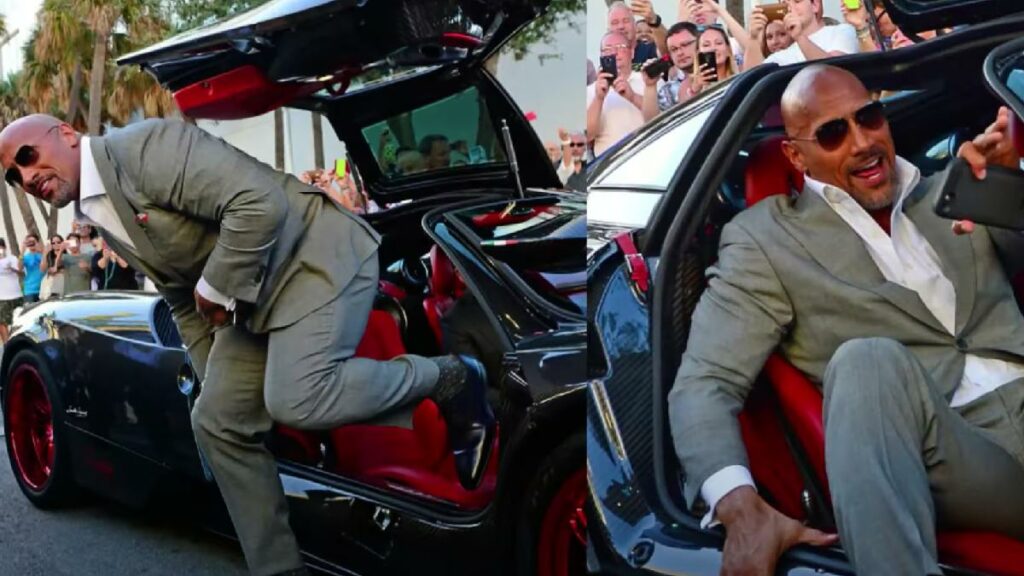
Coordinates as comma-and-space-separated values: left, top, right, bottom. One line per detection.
700, 155, 1024, 528
76, 136, 233, 310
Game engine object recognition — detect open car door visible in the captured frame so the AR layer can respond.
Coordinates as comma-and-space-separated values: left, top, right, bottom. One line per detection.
880, 0, 1024, 34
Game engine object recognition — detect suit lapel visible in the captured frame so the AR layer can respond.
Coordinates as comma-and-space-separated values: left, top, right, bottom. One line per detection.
902, 177, 976, 333
781, 186, 947, 333
88, 137, 186, 286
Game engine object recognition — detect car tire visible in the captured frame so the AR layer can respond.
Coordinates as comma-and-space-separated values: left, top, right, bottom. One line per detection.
516, 432, 586, 576
3, 349, 79, 508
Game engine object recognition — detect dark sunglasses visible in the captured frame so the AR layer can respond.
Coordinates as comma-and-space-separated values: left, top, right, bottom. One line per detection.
4, 126, 59, 189
569, 142, 586, 148
787, 101, 887, 151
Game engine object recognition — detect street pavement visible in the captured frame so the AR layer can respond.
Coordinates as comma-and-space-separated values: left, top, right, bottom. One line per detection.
0, 441, 248, 575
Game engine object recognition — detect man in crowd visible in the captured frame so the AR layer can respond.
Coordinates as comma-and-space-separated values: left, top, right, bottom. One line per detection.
59, 232, 92, 294
669, 64, 1024, 575
0, 114, 495, 576
419, 134, 451, 171
746, 0, 858, 67
588, 31, 647, 156
555, 128, 588, 192
607, 0, 667, 67
642, 21, 700, 121
0, 239, 22, 342
545, 140, 562, 166
18, 233, 43, 303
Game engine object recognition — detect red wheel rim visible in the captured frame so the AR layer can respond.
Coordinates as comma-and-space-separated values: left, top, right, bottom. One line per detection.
7, 364, 55, 491
537, 467, 587, 576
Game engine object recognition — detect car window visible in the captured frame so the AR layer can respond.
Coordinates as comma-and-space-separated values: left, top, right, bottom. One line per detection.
362, 86, 506, 180
595, 105, 715, 189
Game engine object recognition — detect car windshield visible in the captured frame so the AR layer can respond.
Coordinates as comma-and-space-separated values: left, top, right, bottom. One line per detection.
362, 86, 508, 180
454, 197, 586, 315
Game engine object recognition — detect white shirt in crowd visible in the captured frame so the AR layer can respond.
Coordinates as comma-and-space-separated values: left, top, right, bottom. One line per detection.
0, 254, 22, 301
700, 156, 1024, 528
586, 72, 649, 157
76, 136, 231, 308
766, 23, 859, 66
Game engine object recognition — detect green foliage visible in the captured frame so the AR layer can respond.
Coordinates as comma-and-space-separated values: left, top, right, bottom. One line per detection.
163, 0, 273, 32
503, 0, 585, 61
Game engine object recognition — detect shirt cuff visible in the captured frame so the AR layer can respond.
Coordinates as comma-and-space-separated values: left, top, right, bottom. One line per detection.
196, 277, 236, 312
699, 465, 756, 529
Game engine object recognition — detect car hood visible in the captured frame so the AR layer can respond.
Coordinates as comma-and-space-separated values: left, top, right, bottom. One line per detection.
881, 0, 1024, 34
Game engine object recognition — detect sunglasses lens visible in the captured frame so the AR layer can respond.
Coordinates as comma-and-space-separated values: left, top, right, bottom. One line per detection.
856, 101, 886, 131
14, 145, 37, 168
4, 168, 19, 188
815, 119, 850, 151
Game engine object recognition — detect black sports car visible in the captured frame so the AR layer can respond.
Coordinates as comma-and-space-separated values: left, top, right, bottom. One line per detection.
1, 1, 586, 575
588, 1, 1024, 575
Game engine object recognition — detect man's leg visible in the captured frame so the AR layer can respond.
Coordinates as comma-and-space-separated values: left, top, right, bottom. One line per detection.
191, 325, 304, 576
823, 337, 1024, 576
263, 257, 440, 430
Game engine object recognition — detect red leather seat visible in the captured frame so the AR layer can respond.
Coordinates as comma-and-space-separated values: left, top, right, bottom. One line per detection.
736, 136, 1024, 575
329, 308, 497, 509
422, 246, 466, 346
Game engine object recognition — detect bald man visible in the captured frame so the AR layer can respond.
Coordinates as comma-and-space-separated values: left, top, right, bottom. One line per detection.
0, 115, 495, 576
668, 65, 1024, 574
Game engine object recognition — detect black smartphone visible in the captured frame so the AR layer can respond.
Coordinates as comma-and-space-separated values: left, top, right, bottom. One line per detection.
644, 56, 671, 79
697, 51, 718, 83
933, 158, 1024, 229
599, 54, 618, 80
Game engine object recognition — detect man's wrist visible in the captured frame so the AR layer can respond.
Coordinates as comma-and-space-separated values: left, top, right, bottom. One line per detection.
714, 485, 762, 527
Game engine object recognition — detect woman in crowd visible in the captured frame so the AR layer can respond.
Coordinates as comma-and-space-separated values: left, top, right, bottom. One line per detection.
40, 234, 65, 299
763, 18, 793, 56
688, 26, 738, 98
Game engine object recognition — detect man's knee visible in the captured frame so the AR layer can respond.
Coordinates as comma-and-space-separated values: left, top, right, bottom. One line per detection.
824, 337, 922, 416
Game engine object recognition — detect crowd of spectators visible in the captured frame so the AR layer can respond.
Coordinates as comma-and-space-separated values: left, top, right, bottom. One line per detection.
585, 0, 953, 157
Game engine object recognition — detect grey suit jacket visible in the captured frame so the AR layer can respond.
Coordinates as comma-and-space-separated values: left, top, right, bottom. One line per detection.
668, 172, 1024, 509
89, 120, 380, 351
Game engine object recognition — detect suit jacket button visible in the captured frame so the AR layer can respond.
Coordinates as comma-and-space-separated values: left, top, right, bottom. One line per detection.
955, 337, 968, 352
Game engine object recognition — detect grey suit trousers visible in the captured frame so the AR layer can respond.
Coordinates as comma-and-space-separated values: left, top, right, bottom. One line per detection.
823, 338, 1024, 576
188, 256, 440, 575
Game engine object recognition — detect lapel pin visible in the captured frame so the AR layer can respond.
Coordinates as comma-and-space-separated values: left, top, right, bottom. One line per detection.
135, 213, 149, 227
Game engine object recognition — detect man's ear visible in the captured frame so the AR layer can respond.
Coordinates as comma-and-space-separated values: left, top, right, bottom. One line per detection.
781, 139, 807, 174
58, 124, 79, 148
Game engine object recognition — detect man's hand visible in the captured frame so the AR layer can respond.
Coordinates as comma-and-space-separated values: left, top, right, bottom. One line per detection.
613, 75, 636, 101
194, 288, 231, 327
595, 72, 613, 102
557, 127, 570, 142
718, 487, 839, 576
953, 106, 1022, 235
840, 1, 868, 29
631, 0, 656, 23
641, 58, 660, 87
783, 11, 804, 40
748, 6, 768, 41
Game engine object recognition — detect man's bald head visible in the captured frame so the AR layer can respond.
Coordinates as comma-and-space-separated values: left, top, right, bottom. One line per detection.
780, 65, 870, 137
779, 64, 898, 211
0, 114, 83, 208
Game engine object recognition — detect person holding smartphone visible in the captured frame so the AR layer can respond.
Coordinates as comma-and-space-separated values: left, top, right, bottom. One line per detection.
18, 234, 44, 303
688, 26, 738, 98
59, 232, 92, 294
588, 31, 647, 156
642, 22, 700, 121
40, 234, 66, 299
745, 0, 858, 68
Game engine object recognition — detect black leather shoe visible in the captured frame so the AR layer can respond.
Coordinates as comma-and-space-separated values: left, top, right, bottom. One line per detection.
436, 356, 496, 490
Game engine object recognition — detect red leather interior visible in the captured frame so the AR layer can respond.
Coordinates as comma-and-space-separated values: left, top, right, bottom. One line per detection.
423, 246, 466, 346
471, 206, 546, 228
273, 309, 497, 509
733, 139, 1024, 574
744, 136, 805, 207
